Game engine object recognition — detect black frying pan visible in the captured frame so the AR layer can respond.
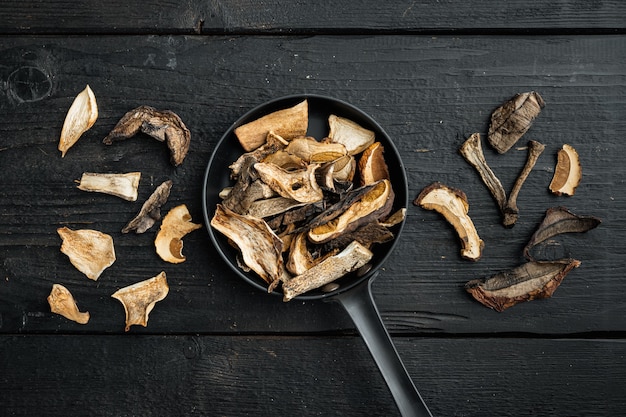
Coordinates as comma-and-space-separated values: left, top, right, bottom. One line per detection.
202, 95, 432, 417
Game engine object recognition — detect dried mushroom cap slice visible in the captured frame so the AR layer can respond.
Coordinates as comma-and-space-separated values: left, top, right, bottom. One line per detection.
285, 137, 348, 163
488, 91, 545, 154
103, 105, 191, 166
358, 141, 390, 186
327, 114, 375, 155
47, 284, 90, 324
58, 227, 116, 280
211, 204, 285, 289
254, 162, 324, 203
111, 271, 169, 331
465, 259, 581, 312
122, 180, 173, 233
77, 172, 141, 202
155, 204, 202, 264
234, 100, 309, 152
549, 144, 582, 196
59, 85, 98, 157
415, 182, 484, 261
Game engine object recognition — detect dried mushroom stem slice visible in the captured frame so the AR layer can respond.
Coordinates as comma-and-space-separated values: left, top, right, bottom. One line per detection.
523, 206, 601, 261
103, 105, 191, 166
111, 271, 169, 331
47, 284, 90, 324
488, 91, 545, 154
155, 204, 202, 264
234, 100, 308, 152
549, 144, 582, 196
415, 182, 484, 261
464, 259, 581, 312
327, 114, 375, 155
122, 180, 173, 233
254, 162, 324, 203
211, 204, 285, 289
59, 85, 98, 157
57, 227, 116, 280
282, 241, 373, 301
77, 172, 141, 202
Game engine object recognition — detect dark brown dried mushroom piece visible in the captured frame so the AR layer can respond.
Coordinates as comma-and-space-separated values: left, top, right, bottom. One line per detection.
523, 206, 601, 261
465, 259, 581, 312
122, 180, 173, 233
103, 105, 191, 166
549, 144, 582, 196
230, 131, 288, 178
488, 91, 545, 154
415, 182, 484, 261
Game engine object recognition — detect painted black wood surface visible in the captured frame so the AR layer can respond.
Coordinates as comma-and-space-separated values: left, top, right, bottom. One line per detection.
1, 2, 625, 416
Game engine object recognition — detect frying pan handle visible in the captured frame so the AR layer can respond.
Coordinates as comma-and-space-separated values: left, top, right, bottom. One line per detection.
333, 272, 433, 417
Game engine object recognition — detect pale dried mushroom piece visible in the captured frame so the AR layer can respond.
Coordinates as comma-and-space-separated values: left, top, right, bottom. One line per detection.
57, 227, 116, 280
285, 137, 348, 163
282, 241, 373, 301
327, 114, 375, 155
111, 271, 169, 331
254, 162, 324, 203
358, 141, 390, 186
47, 284, 90, 324
155, 204, 202, 264
488, 91, 545, 154
415, 182, 484, 261
122, 180, 173, 233
549, 144, 582, 196
103, 105, 191, 166
230, 131, 289, 178
77, 172, 141, 202
234, 100, 308, 151
464, 259, 581, 312
59, 85, 98, 157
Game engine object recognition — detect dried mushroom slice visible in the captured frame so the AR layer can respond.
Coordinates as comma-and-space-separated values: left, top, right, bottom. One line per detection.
57, 227, 116, 280
155, 204, 202, 264
111, 271, 169, 331
254, 162, 324, 203
465, 259, 581, 312
524, 206, 601, 261
549, 144, 582, 196
47, 284, 90, 324
211, 204, 285, 289
122, 180, 173, 233
234, 100, 308, 151
415, 182, 484, 261
327, 114, 375, 155
286, 137, 348, 163
77, 172, 141, 202
358, 142, 390, 186
488, 91, 545, 154
230, 131, 288, 178
59, 85, 98, 157
282, 241, 373, 301
103, 105, 191, 166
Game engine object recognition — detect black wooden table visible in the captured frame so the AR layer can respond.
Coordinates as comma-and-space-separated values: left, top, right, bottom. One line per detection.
1, 2, 625, 416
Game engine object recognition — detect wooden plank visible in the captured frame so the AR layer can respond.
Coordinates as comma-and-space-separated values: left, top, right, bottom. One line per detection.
0, 35, 624, 335
1, 334, 624, 416
0, 0, 625, 34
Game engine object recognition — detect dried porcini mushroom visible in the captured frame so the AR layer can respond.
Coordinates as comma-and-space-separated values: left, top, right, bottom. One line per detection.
47, 284, 90, 324
327, 114, 375, 155
57, 227, 116, 280
460, 133, 544, 227
103, 105, 191, 166
155, 204, 202, 264
77, 172, 141, 202
111, 271, 169, 331
122, 180, 173, 233
59, 85, 98, 157
549, 144, 582, 196
254, 162, 324, 203
282, 241, 373, 301
524, 206, 601, 261
234, 100, 308, 151
414, 182, 484, 261
488, 91, 545, 154
211, 204, 285, 289
358, 142, 390, 186
286, 137, 348, 163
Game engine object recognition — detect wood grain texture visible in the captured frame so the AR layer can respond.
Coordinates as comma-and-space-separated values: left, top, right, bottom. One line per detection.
0, 1, 625, 34
0, 35, 624, 336
1, 334, 624, 416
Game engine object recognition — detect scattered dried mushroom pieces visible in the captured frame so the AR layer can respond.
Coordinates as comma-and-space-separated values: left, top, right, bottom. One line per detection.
488, 91, 545, 154
122, 180, 173, 234
155, 204, 202, 264
103, 105, 191, 166
57, 227, 116, 281
549, 144, 582, 196
77, 172, 141, 202
212, 103, 402, 299
111, 271, 169, 331
47, 284, 90, 324
59, 85, 98, 157
414, 182, 484, 261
